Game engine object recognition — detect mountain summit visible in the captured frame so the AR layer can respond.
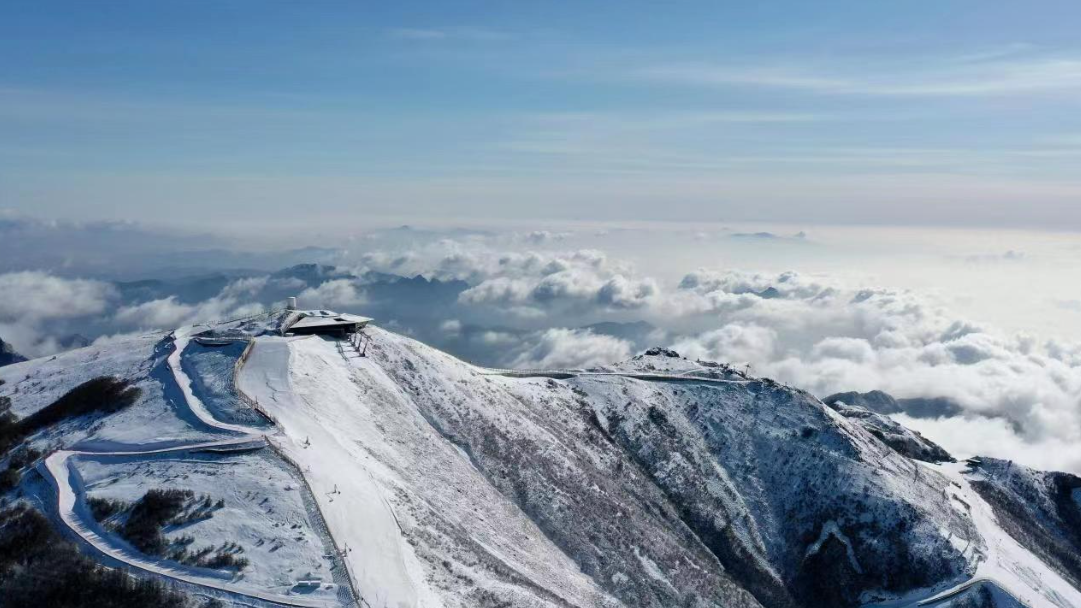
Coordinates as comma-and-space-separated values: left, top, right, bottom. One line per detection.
0, 312, 1078, 608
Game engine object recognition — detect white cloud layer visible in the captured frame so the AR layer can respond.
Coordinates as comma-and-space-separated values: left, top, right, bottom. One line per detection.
0, 272, 117, 357
1, 235, 1079, 474
0, 271, 115, 322
113, 278, 269, 330
665, 271, 1081, 473
510, 328, 632, 370
0, 271, 272, 356
352, 238, 1081, 473
297, 279, 366, 309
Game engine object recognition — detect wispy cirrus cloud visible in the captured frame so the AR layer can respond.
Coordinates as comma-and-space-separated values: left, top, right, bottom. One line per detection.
386, 26, 517, 43
631, 51, 1081, 98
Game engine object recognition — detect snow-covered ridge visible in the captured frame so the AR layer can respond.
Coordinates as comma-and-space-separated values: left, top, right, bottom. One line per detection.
3, 312, 1080, 608
236, 324, 1081, 607
2, 315, 356, 607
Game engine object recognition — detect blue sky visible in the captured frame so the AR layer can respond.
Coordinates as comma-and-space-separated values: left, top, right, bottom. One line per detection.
2, 1, 1080, 230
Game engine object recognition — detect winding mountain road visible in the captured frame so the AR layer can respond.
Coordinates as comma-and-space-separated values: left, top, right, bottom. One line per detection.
482, 367, 755, 384
36, 326, 347, 608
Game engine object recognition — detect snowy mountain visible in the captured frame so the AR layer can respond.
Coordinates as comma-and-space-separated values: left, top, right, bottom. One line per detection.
824, 390, 964, 419
1, 311, 1079, 608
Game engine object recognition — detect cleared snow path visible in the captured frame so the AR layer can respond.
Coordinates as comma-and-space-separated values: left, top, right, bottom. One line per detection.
37, 329, 348, 608
239, 336, 428, 608
169, 327, 264, 435
482, 367, 753, 385
38, 442, 341, 608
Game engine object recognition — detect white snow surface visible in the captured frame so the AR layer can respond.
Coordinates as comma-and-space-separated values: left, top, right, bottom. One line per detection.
40, 441, 338, 607
9, 320, 351, 607
0, 332, 221, 449
7, 314, 1081, 608
170, 326, 260, 436
918, 462, 1081, 608
77, 450, 341, 601
239, 325, 1081, 608
239, 336, 431, 608
239, 335, 617, 607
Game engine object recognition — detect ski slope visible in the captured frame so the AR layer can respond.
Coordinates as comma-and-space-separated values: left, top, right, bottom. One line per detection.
238, 333, 621, 608
918, 462, 1081, 608
238, 336, 434, 608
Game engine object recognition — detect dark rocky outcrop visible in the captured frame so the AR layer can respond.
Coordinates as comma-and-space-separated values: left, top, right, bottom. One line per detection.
639, 347, 682, 358
0, 337, 26, 368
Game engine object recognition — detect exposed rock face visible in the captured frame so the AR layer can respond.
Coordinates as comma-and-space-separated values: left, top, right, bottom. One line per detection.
827, 402, 954, 463
639, 347, 682, 358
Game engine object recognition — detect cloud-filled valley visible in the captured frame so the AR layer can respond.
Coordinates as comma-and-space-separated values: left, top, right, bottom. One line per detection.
1, 223, 1079, 474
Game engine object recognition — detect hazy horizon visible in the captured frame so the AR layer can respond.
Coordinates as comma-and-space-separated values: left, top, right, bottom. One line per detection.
2, 214, 1080, 474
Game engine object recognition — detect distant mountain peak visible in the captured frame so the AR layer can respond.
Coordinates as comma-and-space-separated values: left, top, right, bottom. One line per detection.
824, 389, 964, 419
0, 336, 27, 367
824, 389, 902, 414
639, 346, 682, 358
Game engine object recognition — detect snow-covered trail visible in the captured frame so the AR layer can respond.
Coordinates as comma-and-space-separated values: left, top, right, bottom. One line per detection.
916, 462, 1081, 608
36, 330, 346, 608
916, 578, 1025, 607
39, 441, 339, 608
239, 336, 431, 608
482, 368, 754, 385
169, 327, 266, 436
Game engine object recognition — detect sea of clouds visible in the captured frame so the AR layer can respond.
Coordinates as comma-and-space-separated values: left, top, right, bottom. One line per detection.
1, 222, 1078, 473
